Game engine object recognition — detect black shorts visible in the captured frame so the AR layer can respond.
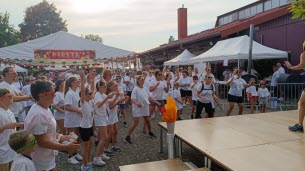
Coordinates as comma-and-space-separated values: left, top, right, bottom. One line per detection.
192, 100, 197, 106
79, 127, 94, 142
149, 100, 164, 108
228, 94, 243, 103
127, 91, 132, 97
180, 89, 192, 97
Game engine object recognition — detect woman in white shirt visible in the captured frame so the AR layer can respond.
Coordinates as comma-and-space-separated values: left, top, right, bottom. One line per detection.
24, 81, 79, 171
226, 68, 252, 116
0, 88, 23, 171
179, 70, 192, 106
52, 79, 66, 135
93, 81, 113, 166
124, 76, 160, 144
106, 81, 125, 153
79, 70, 95, 171
191, 75, 200, 119
64, 76, 83, 164
196, 75, 219, 118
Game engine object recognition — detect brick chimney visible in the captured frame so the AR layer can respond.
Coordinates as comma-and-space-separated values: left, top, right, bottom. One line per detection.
178, 4, 187, 40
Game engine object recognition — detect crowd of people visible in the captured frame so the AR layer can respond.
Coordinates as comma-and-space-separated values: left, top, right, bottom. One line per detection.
1, 49, 304, 171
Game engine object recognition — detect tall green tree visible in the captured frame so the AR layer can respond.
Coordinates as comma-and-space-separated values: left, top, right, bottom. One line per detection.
0, 12, 21, 48
81, 34, 103, 44
19, 0, 68, 41
289, 0, 305, 20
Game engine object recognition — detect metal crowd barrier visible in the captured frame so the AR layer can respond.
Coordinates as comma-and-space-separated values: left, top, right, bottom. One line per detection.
215, 82, 303, 111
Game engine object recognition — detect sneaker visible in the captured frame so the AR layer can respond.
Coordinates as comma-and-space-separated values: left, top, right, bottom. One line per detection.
191, 115, 194, 119
93, 157, 106, 166
67, 156, 79, 165
104, 149, 114, 156
101, 154, 110, 161
124, 136, 132, 144
81, 165, 90, 171
288, 124, 304, 132
111, 146, 122, 152
75, 153, 83, 161
149, 132, 157, 139
123, 122, 127, 128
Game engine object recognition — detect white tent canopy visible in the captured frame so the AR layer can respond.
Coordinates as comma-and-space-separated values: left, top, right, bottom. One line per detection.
190, 35, 288, 64
0, 31, 134, 60
0, 64, 28, 73
164, 49, 196, 66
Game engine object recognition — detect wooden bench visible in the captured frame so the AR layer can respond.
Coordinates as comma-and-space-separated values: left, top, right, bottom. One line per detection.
119, 159, 191, 171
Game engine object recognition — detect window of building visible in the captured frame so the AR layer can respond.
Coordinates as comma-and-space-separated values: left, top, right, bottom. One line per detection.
257, 3, 263, 13
280, 0, 289, 6
245, 8, 251, 18
251, 6, 257, 16
272, 0, 280, 8
219, 17, 224, 26
264, 0, 272, 11
239, 10, 245, 19
232, 12, 238, 21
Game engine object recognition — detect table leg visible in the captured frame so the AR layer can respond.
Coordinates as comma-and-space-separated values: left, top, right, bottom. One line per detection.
159, 126, 163, 154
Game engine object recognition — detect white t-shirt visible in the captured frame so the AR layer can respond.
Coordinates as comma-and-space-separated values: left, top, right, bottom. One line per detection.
53, 92, 65, 117
117, 83, 126, 104
197, 83, 215, 103
228, 77, 247, 97
246, 86, 257, 96
94, 92, 107, 116
179, 77, 192, 90
0, 81, 23, 116
163, 80, 174, 98
131, 86, 150, 116
21, 85, 34, 107
173, 89, 183, 110
271, 71, 280, 86
64, 89, 81, 128
191, 82, 200, 101
24, 104, 56, 171
13, 81, 23, 90
10, 154, 36, 171
149, 80, 167, 100
80, 101, 94, 128
258, 88, 270, 98
144, 75, 155, 90
278, 67, 285, 75
0, 108, 16, 164
124, 76, 135, 92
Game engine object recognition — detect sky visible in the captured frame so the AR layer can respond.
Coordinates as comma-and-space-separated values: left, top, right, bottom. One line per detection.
0, 0, 257, 52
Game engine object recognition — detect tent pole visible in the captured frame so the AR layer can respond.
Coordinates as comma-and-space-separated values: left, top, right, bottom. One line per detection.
238, 60, 240, 68
248, 24, 254, 74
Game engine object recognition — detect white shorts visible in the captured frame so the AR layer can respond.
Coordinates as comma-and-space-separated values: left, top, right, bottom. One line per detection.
94, 114, 109, 127
132, 105, 149, 117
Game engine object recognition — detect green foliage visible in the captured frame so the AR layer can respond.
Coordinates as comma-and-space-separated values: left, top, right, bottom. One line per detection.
289, 0, 305, 20
0, 12, 21, 48
81, 34, 103, 44
19, 0, 68, 41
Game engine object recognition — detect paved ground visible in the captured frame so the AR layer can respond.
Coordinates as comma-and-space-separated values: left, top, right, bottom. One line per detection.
55, 102, 295, 171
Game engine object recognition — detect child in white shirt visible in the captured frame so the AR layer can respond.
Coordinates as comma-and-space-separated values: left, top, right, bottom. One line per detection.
246, 78, 257, 114
9, 130, 36, 171
173, 82, 183, 120
257, 80, 270, 113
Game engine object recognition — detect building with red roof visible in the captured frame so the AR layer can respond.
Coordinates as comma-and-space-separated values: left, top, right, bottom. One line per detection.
139, 0, 305, 69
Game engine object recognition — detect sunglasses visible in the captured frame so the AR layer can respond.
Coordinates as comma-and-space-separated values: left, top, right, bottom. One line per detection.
40, 91, 55, 96
17, 138, 36, 152
206, 77, 212, 79
0, 94, 13, 100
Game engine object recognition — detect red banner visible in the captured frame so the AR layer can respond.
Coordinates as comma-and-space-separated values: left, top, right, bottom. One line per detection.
34, 50, 96, 60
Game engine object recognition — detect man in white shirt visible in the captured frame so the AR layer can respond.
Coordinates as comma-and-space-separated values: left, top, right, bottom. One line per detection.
270, 66, 280, 97
0, 67, 32, 121
277, 63, 285, 75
